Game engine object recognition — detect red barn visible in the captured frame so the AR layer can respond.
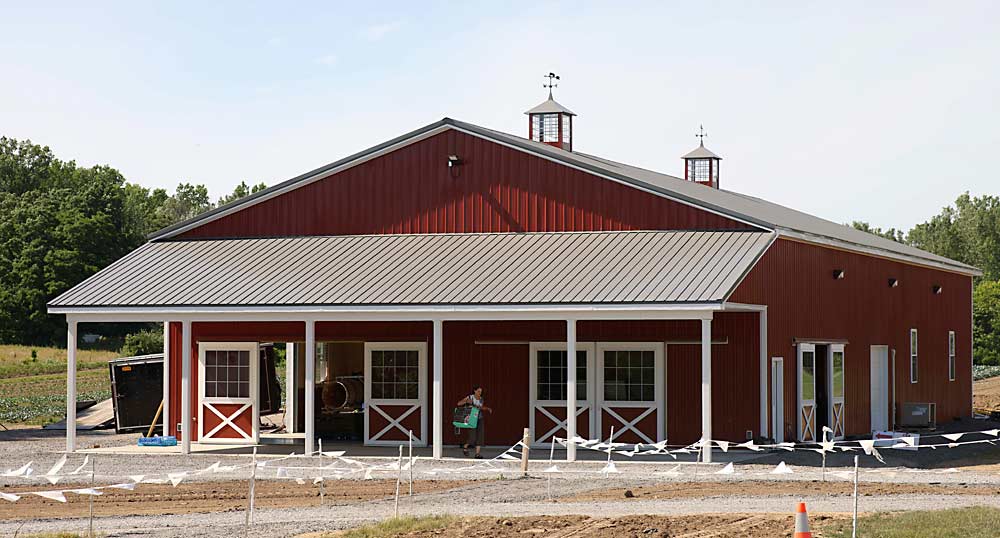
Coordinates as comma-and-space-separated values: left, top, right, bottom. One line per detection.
50, 92, 979, 462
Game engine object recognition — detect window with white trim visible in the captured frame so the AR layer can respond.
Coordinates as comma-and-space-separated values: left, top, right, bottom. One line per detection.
204, 350, 251, 398
910, 328, 918, 383
603, 350, 655, 402
536, 349, 587, 401
948, 331, 956, 382
370, 349, 419, 399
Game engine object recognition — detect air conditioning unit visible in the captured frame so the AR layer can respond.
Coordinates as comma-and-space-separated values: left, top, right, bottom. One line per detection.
899, 402, 936, 428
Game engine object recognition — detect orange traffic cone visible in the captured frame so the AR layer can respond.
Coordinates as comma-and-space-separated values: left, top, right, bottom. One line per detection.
794, 502, 813, 538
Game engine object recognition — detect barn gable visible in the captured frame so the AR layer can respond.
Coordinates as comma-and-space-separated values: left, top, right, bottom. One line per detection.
165, 124, 753, 240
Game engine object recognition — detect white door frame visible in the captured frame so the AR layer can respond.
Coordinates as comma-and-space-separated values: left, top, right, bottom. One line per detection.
771, 357, 784, 444
870, 345, 889, 433
796, 343, 816, 442
595, 342, 665, 444
197, 341, 260, 444
828, 344, 846, 440
528, 342, 596, 448
363, 342, 428, 446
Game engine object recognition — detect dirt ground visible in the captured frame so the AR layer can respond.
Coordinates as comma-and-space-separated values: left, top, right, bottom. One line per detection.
0, 479, 471, 521
558, 479, 1000, 502
317, 514, 852, 538
974, 376, 1000, 412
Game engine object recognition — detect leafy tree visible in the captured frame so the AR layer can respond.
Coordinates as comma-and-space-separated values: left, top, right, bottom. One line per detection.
121, 328, 164, 356
218, 180, 267, 206
907, 193, 1000, 281
156, 182, 213, 225
974, 280, 1000, 366
850, 221, 905, 243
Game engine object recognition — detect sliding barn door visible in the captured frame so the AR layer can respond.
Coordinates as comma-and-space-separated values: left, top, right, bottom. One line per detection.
829, 344, 846, 439
596, 342, 665, 444
797, 343, 816, 442
528, 343, 595, 448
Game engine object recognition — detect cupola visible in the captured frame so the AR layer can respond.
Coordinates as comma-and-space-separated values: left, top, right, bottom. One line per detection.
525, 72, 575, 151
682, 125, 722, 188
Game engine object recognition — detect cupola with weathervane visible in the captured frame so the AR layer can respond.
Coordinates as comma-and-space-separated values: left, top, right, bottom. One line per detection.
683, 125, 722, 188
525, 72, 575, 151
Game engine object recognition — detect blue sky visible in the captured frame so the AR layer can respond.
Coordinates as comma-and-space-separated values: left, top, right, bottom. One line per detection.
2, 2, 997, 230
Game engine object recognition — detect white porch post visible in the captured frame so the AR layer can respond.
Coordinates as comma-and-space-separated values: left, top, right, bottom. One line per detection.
566, 319, 577, 462
181, 320, 192, 455
304, 320, 316, 455
701, 316, 713, 463
758, 308, 768, 439
432, 319, 443, 459
285, 342, 296, 433
163, 322, 170, 436
66, 319, 78, 453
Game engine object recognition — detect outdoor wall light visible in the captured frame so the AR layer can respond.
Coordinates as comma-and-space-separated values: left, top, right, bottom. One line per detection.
933, 285, 943, 294
447, 155, 463, 168
833, 269, 845, 280
888, 278, 899, 288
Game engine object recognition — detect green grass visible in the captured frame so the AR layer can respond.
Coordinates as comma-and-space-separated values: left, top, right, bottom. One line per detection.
0, 345, 118, 424
827, 507, 1000, 537
327, 516, 457, 538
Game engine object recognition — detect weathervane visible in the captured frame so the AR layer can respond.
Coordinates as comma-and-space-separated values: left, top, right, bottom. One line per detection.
695, 124, 708, 146
543, 72, 560, 98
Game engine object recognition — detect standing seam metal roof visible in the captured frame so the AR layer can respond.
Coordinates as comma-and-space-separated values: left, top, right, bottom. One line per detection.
49, 231, 773, 309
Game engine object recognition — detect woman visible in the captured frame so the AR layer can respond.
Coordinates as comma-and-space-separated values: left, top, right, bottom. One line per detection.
456, 385, 492, 458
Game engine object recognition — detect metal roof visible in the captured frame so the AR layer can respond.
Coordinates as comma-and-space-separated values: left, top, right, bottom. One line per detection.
146, 117, 979, 276
49, 231, 773, 309
524, 97, 576, 116
682, 143, 721, 160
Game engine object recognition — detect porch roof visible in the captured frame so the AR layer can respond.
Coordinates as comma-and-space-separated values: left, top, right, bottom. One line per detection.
48, 230, 772, 311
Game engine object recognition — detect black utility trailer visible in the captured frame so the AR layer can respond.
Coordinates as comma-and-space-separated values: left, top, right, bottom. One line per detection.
109, 354, 164, 433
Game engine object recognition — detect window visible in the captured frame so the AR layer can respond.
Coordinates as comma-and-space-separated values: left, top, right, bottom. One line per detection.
801, 350, 815, 401
531, 115, 542, 142
688, 159, 711, 182
832, 350, 844, 398
370, 349, 419, 400
204, 350, 251, 398
603, 350, 655, 402
542, 114, 559, 142
561, 114, 572, 144
948, 331, 956, 381
910, 329, 918, 383
536, 350, 587, 401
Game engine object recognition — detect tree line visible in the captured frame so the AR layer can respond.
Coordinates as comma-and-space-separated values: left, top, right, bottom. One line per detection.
0, 136, 264, 346
1, 135, 998, 364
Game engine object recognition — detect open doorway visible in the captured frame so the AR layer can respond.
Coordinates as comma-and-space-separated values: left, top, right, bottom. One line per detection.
815, 344, 830, 436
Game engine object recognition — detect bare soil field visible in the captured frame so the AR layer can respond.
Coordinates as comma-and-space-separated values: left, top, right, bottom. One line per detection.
0, 479, 471, 521
313, 514, 851, 538
974, 375, 1000, 412
558, 479, 1000, 502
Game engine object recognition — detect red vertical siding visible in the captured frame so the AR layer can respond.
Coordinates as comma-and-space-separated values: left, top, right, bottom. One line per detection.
730, 238, 974, 439
177, 130, 750, 239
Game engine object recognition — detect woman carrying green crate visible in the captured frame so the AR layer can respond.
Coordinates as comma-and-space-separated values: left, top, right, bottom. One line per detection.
456, 385, 492, 458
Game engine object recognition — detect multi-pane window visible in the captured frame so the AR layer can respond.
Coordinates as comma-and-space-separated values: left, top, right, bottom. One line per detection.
832, 350, 844, 398
801, 350, 815, 400
688, 159, 711, 183
910, 329, 918, 383
536, 350, 587, 401
531, 115, 542, 142
561, 114, 572, 144
603, 350, 655, 402
542, 114, 559, 142
948, 331, 956, 381
204, 350, 251, 398
370, 350, 419, 400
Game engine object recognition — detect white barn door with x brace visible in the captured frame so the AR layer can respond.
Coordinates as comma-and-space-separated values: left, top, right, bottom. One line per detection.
797, 343, 817, 442
528, 342, 595, 448
596, 342, 665, 444
198, 342, 259, 444
364, 342, 427, 447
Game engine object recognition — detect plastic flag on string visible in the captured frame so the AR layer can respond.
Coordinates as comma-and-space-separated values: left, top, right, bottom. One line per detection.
942, 433, 964, 442
655, 465, 682, 477
128, 475, 144, 484
543, 465, 561, 473
70, 456, 90, 475
715, 441, 730, 453
69, 488, 103, 496
43, 475, 61, 485
770, 461, 793, 475
33, 490, 67, 503
714, 462, 735, 475
736, 440, 762, 452
0, 492, 20, 502
313, 477, 324, 484
3, 462, 32, 477
858, 439, 877, 455
46, 455, 67, 476
776, 442, 795, 451
600, 461, 619, 474
108, 483, 136, 491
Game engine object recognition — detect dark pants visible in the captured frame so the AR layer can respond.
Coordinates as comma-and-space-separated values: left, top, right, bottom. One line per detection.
466, 419, 485, 447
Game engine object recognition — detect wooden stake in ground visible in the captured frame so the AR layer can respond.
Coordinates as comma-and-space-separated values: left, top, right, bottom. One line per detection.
521, 427, 531, 478
408, 430, 414, 497
852, 455, 859, 538
548, 436, 555, 501
88, 456, 95, 538
394, 445, 403, 519
245, 446, 257, 534
318, 438, 325, 505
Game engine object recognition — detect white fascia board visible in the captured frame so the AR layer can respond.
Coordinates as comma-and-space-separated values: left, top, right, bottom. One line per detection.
54, 303, 722, 323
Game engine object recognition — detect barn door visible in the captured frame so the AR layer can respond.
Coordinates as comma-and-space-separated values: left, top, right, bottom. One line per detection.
364, 342, 427, 446
796, 343, 816, 442
198, 342, 259, 444
829, 344, 846, 439
528, 343, 594, 448
596, 343, 665, 444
